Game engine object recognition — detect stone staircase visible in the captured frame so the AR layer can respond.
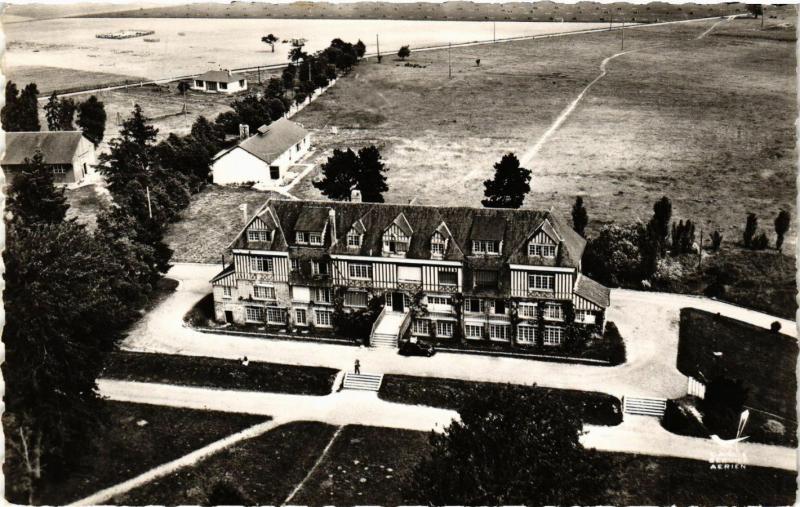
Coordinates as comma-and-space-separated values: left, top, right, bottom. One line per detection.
342, 372, 384, 391
623, 396, 667, 417
370, 311, 407, 348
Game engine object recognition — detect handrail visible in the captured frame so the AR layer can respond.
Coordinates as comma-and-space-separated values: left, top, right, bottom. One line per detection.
369, 305, 387, 345
398, 311, 412, 341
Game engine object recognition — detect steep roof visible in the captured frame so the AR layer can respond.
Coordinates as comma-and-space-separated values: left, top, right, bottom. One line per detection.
230, 199, 587, 268
2, 131, 86, 165
235, 118, 309, 164
197, 70, 244, 83
575, 274, 611, 308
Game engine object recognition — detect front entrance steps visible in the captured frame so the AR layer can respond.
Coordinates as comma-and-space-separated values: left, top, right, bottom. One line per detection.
370, 311, 407, 348
623, 396, 667, 417
342, 372, 384, 391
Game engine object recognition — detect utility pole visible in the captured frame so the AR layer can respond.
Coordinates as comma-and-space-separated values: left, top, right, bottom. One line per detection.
447, 41, 452, 78
621, 19, 625, 50
146, 185, 153, 219
376, 34, 380, 62
698, 229, 703, 268
493, 21, 496, 43
761, 4, 765, 29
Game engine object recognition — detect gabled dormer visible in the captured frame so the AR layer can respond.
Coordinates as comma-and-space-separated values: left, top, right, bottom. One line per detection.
246, 216, 276, 244
383, 213, 412, 257
346, 219, 366, 249
527, 218, 561, 259
294, 206, 330, 247
469, 215, 506, 256
430, 222, 452, 260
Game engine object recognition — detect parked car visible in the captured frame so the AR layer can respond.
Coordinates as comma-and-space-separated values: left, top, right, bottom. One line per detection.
399, 339, 436, 357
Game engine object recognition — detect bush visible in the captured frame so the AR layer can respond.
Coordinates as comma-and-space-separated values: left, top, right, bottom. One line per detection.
184, 293, 215, 327
771, 321, 782, 333
584, 322, 626, 365
661, 398, 709, 438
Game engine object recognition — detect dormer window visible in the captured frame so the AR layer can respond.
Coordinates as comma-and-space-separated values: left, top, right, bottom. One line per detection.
473, 240, 500, 255
347, 231, 362, 248
383, 213, 413, 257
296, 231, 308, 244
309, 232, 323, 245
296, 231, 323, 245
431, 232, 447, 258
248, 230, 273, 242
529, 242, 556, 257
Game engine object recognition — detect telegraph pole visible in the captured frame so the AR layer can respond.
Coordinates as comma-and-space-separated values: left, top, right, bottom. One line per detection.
376, 34, 380, 62
448, 42, 452, 79
146, 185, 153, 219
621, 19, 625, 50
493, 21, 496, 43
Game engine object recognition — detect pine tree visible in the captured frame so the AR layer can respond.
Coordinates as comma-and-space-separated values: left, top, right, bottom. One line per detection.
44, 93, 76, 131
571, 196, 588, 237
743, 213, 758, 248
355, 145, 388, 202
2, 81, 40, 132
313, 148, 360, 200
648, 196, 672, 256
76, 95, 107, 146
774, 209, 791, 250
482, 153, 531, 209
7, 151, 68, 226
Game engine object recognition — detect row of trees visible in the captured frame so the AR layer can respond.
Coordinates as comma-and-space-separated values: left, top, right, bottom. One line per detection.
3, 104, 214, 503
2, 82, 107, 146
744, 210, 791, 251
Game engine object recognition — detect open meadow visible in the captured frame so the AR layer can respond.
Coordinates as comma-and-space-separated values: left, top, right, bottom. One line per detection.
291, 13, 796, 250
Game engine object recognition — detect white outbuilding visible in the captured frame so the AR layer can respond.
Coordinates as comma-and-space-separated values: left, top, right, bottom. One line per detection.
192, 70, 248, 94
211, 118, 311, 187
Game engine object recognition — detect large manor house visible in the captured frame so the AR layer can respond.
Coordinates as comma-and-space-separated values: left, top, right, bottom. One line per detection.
211, 196, 610, 349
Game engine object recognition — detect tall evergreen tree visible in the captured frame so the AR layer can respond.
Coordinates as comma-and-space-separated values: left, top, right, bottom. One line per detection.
313, 148, 360, 200
7, 151, 68, 226
482, 153, 531, 209
76, 95, 107, 147
355, 145, 388, 202
571, 196, 588, 237
743, 213, 758, 248
774, 209, 791, 250
44, 92, 76, 131
648, 196, 672, 256
2, 81, 40, 131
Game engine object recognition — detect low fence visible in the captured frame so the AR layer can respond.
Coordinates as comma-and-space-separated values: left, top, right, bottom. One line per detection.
687, 376, 706, 398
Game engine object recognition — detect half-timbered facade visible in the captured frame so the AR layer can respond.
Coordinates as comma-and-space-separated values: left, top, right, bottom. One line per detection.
211, 198, 610, 349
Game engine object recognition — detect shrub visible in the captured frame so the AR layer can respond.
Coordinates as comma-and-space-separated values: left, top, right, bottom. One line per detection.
771, 321, 782, 333
184, 293, 215, 327
661, 398, 708, 438
751, 232, 769, 250
710, 230, 723, 251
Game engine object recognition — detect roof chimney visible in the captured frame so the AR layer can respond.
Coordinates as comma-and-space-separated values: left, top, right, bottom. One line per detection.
328, 208, 337, 246
239, 203, 248, 224
239, 124, 250, 140
227, 69, 232, 77
350, 188, 362, 203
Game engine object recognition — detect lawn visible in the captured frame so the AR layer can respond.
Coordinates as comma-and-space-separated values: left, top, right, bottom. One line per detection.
3, 401, 268, 505
379, 374, 622, 426
113, 421, 337, 504
6, 65, 145, 94
112, 422, 797, 505
677, 308, 798, 443
64, 184, 112, 231
163, 185, 284, 263
103, 351, 338, 396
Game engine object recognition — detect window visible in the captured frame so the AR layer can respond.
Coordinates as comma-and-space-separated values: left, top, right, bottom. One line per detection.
345, 290, 367, 308
465, 324, 483, 339
575, 310, 596, 324
431, 232, 446, 257
52, 166, 67, 175
464, 298, 481, 313
248, 230, 272, 242
517, 325, 536, 344
474, 270, 498, 289
412, 319, 430, 335
438, 271, 457, 286
519, 303, 537, 318
544, 326, 564, 346
250, 256, 273, 272
296, 232, 308, 244
311, 261, 329, 276
222, 286, 232, 299
245, 306, 264, 322
195, 80, 203, 87
436, 321, 454, 338
310, 233, 323, 245
427, 296, 451, 306
349, 263, 372, 280
295, 308, 307, 325
270, 166, 280, 179
219, 82, 228, 90
253, 285, 276, 300
544, 303, 563, 321
529, 242, 557, 257
528, 274, 554, 291
290, 258, 299, 271
315, 309, 333, 327
315, 288, 333, 304
472, 240, 499, 254
239, 79, 245, 86
267, 307, 285, 324
347, 232, 362, 247
384, 239, 409, 254
492, 299, 506, 315
489, 324, 510, 341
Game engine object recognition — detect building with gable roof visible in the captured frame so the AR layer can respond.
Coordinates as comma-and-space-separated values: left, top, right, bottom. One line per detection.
211, 195, 610, 350
191, 69, 248, 94
1, 131, 96, 185
211, 118, 311, 186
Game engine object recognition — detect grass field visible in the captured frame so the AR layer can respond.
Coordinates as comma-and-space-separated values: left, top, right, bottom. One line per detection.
6, 65, 144, 95
163, 185, 282, 263
113, 422, 796, 505
103, 351, 338, 395
3, 402, 267, 505
291, 14, 796, 252
64, 184, 111, 230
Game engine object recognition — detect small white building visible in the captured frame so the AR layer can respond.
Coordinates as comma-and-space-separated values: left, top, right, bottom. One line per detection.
1, 131, 96, 185
211, 118, 311, 187
192, 70, 247, 94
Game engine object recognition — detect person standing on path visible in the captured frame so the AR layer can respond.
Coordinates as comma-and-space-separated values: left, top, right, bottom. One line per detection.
354, 359, 361, 375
